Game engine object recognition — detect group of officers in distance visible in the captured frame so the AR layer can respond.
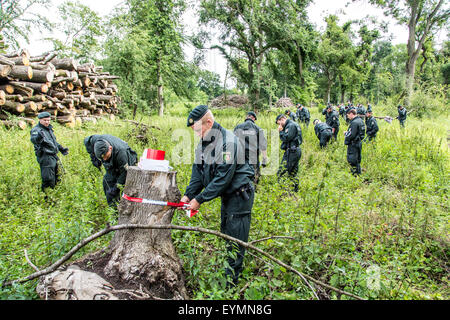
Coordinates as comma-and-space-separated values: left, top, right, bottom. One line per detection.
29, 101, 407, 288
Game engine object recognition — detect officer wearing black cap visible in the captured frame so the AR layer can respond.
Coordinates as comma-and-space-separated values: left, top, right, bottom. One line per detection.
181, 105, 255, 287
397, 105, 407, 127
296, 104, 310, 127
84, 134, 137, 207
365, 106, 379, 141
276, 113, 302, 192
357, 104, 366, 117
325, 104, 340, 141
313, 119, 333, 148
285, 109, 297, 122
344, 108, 365, 175
30, 112, 69, 192
234, 111, 268, 184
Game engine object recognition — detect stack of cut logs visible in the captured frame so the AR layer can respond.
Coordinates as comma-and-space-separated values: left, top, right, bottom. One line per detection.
0, 49, 120, 129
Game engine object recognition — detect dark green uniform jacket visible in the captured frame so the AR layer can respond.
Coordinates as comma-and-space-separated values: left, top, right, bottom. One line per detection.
344, 117, 365, 175
233, 118, 267, 166
314, 122, 333, 148
365, 116, 379, 140
278, 119, 302, 192
185, 122, 254, 204
398, 107, 407, 126
30, 123, 65, 190
234, 119, 267, 184
296, 107, 310, 125
326, 110, 340, 139
84, 134, 137, 206
357, 106, 366, 116
184, 121, 255, 285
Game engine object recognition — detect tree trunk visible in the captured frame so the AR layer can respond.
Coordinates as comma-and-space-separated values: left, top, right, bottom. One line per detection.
1, 100, 25, 113
103, 168, 188, 299
0, 64, 12, 77
295, 41, 305, 87
157, 58, 164, 117
50, 58, 79, 71
36, 167, 189, 300
9, 65, 33, 81
9, 81, 48, 93
30, 69, 54, 83
326, 78, 332, 104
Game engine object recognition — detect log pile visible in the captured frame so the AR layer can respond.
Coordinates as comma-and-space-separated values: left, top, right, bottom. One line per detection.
0, 49, 120, 129
210, 94, 249, 108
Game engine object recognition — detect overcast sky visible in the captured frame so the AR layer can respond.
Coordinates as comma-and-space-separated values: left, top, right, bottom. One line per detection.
22, 0, 447, 81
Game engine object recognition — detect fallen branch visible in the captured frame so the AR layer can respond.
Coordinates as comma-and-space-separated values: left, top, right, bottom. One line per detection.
2, 223, 365, 300
24, 249, 40, 272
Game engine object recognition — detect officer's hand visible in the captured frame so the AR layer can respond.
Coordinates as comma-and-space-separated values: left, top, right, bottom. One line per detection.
188, 198, 200, 211
61, 147, 69, 156
93, 158, 102, 169
278, 124, 283, 132
107, 185, 120, 198
180, 195, 190, 204
261, 157, 268, 167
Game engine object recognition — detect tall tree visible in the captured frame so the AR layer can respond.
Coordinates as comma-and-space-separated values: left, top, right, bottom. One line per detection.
365, 0, 450, 106
198, 0, 311, 109
126, 0, 186, 116
316, 15, 354, 103
46, 1, 104, 62
0, 0, 52, 49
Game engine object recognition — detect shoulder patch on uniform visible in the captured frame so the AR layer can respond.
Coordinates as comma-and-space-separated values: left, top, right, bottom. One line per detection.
223, 151, 231, 163
345, 128, 351, 137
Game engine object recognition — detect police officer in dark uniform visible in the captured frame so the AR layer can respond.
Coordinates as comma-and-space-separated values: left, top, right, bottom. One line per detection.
30, 112, 69, 192
357, 104, 366, 117
313, 119, 333, 148
234, 111, 268, 184
84, 134, 137, 207
180, 105, 255, 287
344, 109, 365, 176
296, 104, 310, 127
397, 105, 407, 127
285, 109, 297, 122
365, 107, 379, 141
276, 114, 302, 192
325, 105, 340, 141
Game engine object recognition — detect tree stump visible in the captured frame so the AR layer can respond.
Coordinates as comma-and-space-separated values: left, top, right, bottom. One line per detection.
37, 167, 189, 300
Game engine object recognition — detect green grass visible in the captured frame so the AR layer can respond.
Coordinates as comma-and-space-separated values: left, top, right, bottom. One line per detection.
0, 105, 448, 300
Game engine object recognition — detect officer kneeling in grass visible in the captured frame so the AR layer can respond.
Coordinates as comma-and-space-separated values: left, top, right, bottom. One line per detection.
84, 134, 137, 207
180, 105, 255, 287
30, 112, 69, 193
313, 119, 333, 148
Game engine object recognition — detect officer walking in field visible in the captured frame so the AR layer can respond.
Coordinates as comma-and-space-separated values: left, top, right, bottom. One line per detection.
313, 119, 333, 148
397, 105, 407, 127
285, 109, 298, 122
325, 104, 340, 141
344, 109, 365, 176
84, 134, 137, 207
296, 104, 310, 127
365, 107, 379, 141
30, 112, 69, 193
276, 114, 302, 192
234, 111, 268, 184
180, 105, 255, 287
